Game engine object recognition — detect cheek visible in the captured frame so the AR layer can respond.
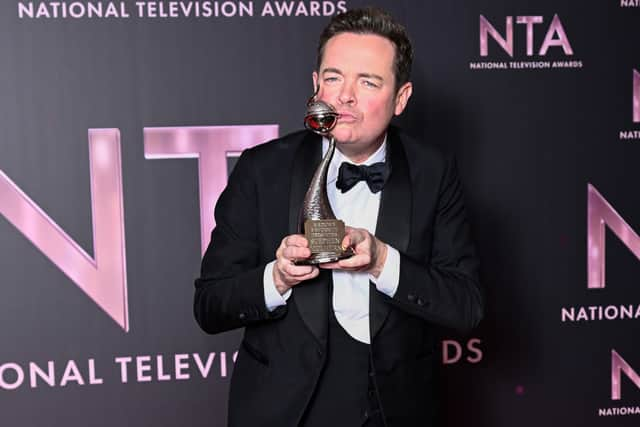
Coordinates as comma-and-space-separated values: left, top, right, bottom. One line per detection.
361, 97, 392, 120
317, 87, 340, 104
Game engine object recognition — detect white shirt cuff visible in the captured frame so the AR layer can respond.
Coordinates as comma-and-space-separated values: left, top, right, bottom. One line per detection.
263, 260, 291, 311
369, 244, 400, 297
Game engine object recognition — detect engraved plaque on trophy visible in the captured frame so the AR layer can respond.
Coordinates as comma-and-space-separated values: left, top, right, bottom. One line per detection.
296, 91, 354, 265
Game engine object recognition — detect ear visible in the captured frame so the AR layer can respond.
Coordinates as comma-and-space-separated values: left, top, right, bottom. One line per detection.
393, 82, 413, 116
312, 71, 319, 92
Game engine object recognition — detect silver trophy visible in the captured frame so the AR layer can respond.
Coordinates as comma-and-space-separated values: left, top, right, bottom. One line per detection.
297, 90, 354, 265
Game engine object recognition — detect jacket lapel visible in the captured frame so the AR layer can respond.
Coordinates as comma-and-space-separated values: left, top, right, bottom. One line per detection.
371, 128, 412, 339
288, 132, 329, 348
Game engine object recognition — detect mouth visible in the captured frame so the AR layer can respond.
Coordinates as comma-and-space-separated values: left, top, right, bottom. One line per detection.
337, 112, 357, 123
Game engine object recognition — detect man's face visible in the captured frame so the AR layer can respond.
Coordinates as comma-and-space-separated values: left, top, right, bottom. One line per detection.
313, 32, 412, 159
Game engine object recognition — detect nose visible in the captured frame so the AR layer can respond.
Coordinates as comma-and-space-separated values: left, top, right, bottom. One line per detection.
337, 80, 356, 105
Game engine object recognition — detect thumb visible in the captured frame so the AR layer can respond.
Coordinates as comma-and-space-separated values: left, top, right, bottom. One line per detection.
348, 228, 367, 246
340, 234, 351, 250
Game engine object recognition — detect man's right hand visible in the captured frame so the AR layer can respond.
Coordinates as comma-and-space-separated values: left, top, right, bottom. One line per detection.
273, 234, 319, 295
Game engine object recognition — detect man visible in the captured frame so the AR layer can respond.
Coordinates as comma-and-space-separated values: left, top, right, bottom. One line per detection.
194, 7, 483, 427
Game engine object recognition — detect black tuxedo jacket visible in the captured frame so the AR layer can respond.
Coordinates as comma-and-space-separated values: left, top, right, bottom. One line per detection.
194, 127, 483, 426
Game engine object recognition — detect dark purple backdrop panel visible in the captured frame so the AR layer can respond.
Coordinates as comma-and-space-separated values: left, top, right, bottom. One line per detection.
1, 1, 639, 425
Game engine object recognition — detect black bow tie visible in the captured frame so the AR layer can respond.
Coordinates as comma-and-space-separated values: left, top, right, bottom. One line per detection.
336, 161, 390, 193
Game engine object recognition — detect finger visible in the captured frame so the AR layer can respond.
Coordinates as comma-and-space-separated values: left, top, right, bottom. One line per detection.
328, 266, 365, 273
320, 262, 364, 273
286, 267, 319, 282
297, 267, 320, 281
284, 234, 309, 248
338, 253, 370, 269
276, 242, 285, 259
283, 246, 311, 260
283, 263, 316, 277
319, 261, 340, 269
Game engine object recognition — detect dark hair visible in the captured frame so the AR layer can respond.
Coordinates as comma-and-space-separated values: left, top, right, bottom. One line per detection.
316, 7, 413, 91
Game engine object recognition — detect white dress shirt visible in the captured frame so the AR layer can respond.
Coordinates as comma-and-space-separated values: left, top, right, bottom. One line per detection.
263, 136, 400, 344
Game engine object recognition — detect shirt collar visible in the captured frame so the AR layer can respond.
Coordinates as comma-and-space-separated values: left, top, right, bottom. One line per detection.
324, 135, 388, 185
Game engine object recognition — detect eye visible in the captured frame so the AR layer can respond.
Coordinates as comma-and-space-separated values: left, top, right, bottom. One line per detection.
362, 80, 380, 88
323, 76, 340, 84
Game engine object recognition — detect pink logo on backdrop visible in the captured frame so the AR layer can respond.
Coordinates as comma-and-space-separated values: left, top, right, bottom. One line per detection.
0, 125, 276, 330
144, 125, 278, 254
0, 130, 128, 330
587, 184, 640, 289
634, 69, 639, 123
479, 14, 573, 57
611, 349, 640, 400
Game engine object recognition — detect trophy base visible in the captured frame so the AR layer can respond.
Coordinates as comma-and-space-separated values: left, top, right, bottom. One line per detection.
296, 218, 353, 265
294, 248, 354, 265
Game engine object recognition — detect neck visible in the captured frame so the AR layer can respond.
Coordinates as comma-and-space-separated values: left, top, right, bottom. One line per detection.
336, 134, 386, 164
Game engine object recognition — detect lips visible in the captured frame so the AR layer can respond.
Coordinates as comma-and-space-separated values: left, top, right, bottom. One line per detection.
337, 112, 358, 123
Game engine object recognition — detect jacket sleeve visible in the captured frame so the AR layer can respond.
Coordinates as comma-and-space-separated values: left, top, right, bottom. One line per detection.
193, 149, 286, 335
386, 155, 484, 334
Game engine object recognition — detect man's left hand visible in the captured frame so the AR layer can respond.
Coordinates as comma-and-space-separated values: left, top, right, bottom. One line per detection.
320, 226, 388, 278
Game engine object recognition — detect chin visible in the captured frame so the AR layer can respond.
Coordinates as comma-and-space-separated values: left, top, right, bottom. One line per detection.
333, 132, 357, 144
335, 140, 360, 148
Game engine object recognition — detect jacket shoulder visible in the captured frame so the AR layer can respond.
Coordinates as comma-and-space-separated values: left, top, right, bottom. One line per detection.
229, 130, 312, 182
243, 129, 309, 160
392, 127, 452, 170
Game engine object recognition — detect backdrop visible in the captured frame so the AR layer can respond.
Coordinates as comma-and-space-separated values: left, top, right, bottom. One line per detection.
1, 1, 639, 426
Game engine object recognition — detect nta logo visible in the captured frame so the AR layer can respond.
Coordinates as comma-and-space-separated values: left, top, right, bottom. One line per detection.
480, 14, 573, 57
0, 126, 277, 331
611, 349, 640, 400
587, 184, 640, 289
